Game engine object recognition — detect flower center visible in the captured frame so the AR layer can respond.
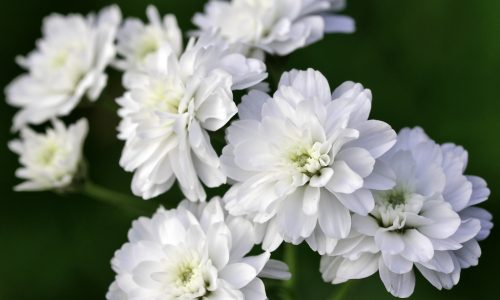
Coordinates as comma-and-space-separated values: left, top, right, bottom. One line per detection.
386, 190, 407, 206
37, 142, 59, 166
372, 188, 410, 229
177, 262, 197, 286
147, 78, 184, 114
371, 187, 426, 232
289, 142, 330, 177
51, 51, 69, 69
152, 249, 214, 298
137, 35, 159, 60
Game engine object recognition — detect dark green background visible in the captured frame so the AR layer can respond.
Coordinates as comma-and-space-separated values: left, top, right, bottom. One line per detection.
1, 0, 498, 299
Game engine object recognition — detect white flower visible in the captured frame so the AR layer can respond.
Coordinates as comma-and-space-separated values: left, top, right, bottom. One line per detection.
106, 198, 290, 300
117, 33, 267, 201
221, 69, 397, 254
193, 0, 355, 56
5, 6, 121, 131
320, 127, 492, 298
115, 5, 182, 71
8, 118, 88, 191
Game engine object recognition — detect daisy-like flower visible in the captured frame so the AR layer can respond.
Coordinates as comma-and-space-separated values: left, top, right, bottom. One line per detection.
5, 6, 121, 131
8, 118, 88, 192
193, 0, 355, 56
320, 127, 492, 298
117, 33, 267, 201
115, 5, 182, 71
221, 69, 397, 254
106, 198, 290, 300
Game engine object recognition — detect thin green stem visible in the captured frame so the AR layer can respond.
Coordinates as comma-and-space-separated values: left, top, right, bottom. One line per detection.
328, 281, 356, 300
82, 181, 151, 215
282, 243, 297, 299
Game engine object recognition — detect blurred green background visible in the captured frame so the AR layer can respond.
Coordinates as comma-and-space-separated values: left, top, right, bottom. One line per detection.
1, 0, 499, 299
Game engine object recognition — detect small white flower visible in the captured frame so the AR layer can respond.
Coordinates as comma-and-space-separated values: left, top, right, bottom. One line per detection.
5, 6, 121, 131
117, 33, 267, 201
106, 198, 290, 300
221, 69, 396, 254
320, 127, 492, 298
193, 0, 355, 56
115, 5, 182, 71
8, 118, 88, 191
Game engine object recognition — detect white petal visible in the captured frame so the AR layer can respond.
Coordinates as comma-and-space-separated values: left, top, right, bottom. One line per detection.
318, 190, 351, 239
460, 207, 493, 241
240, 278, 267, 300
351, 214, 379, 236
302, 185, 320, 215
278, 190, 318, 241
400, 229, 434, 263
419, 200, 461, 239
375, 231, 405, 255
305, 227, 338, 255
467, 175, 490, 206
227, 217, 256, 260
336, 147, 375, 178
219, 263, 257, 289
334, 189, 375, 216
379, 260, 416, 298
199, 198, 225, 228
346, 120, 396, 158
260, 219, 284, 252
323, 15, 355, 33
207, 223, 231, 269
259, 259, 291, 280
278, 68, 332, 105
455, 239, 481, 268
416, 260, 460, 290
363, 160, 396, 190
321, 253, 379, 284
381, 253, 413, 274
325, 160, 363, 194
238, 90, 270, 121
418, 251, 455, 274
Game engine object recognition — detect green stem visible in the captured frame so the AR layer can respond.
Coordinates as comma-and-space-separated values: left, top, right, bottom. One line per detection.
282, 243, 297, 299
82, 181, 151, 215
328, 281, 355, 300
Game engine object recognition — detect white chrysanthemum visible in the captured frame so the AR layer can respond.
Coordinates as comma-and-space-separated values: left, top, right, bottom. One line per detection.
117, 33, 267, 201
5, 6, 121, 131
320, 127, 492, 298
221, 69, 397, 254
193, 0, 354, 56
106, 198, 290, 300
8, 118, 88, 191
115, 5, 182, 71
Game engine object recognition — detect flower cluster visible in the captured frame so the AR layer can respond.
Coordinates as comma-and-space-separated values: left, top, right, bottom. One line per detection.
108, 198, 290, 299
5, 2, 492, 299
222, 69, 397, 254
6, 6, 121, 131
116, 32, 266, 201
8, 118, 88, 192
320, 127, 492, 297
193, 0, 354, 57
115, 5, 182, 71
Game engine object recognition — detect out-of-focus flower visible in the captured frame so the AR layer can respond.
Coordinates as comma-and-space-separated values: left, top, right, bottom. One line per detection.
193, 0, 355, 56
221, 69, 396, 254
5, 6, 121, 131
320, 128, 492, 298
115, 5, 182, 71
117, 33, 267, 201
106, 198, 290, 300
8, 118, 88, 191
